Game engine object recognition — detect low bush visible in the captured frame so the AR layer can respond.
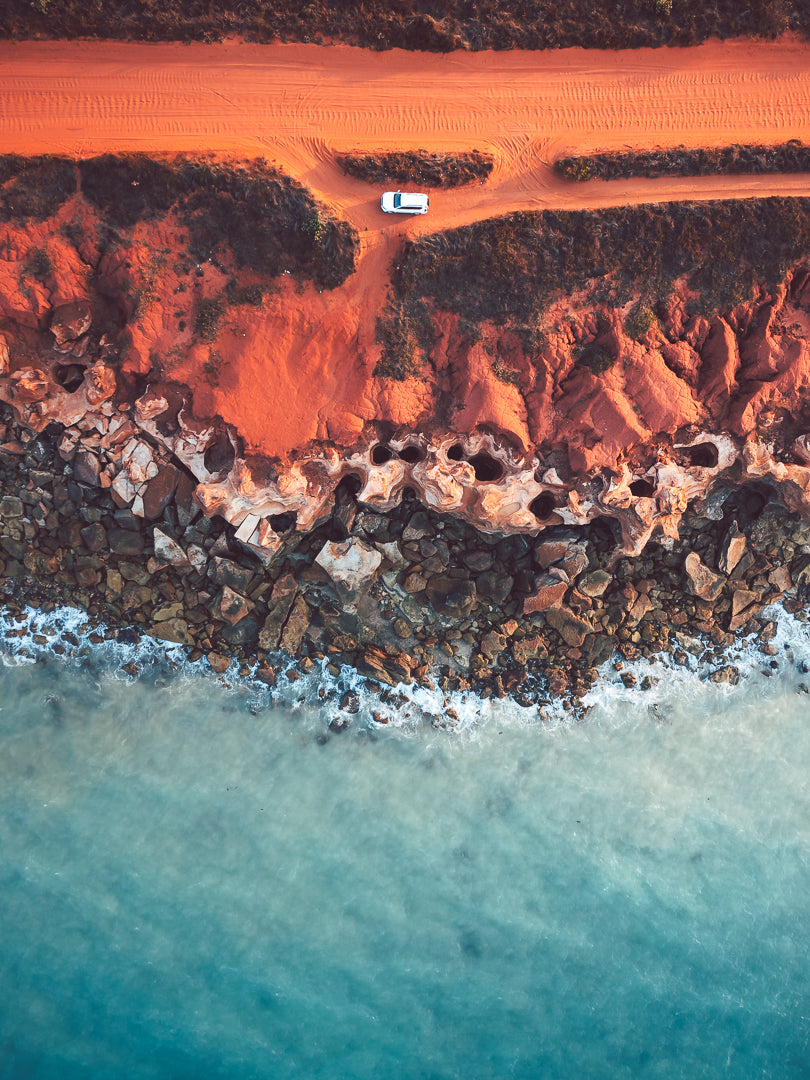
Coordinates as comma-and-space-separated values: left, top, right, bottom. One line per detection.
374, 299, 434, 381
338, 151, 494, 188
624, 300, 656, 340
574, 342, 615, 374
77, 154, 358, 290
1, 0, 808, 50
0, 156, 76, 222
386, 198, 810, 355
23, 246, 52, 280
194, 295, 227, 343
555, 141, 810, 182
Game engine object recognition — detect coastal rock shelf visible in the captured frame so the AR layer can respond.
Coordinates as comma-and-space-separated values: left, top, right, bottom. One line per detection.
0, 393, 806, 706
3, 353, 810, 569
125, 398, 810, 561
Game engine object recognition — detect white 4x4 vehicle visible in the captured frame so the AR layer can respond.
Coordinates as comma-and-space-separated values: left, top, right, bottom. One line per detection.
381, 191, 429, 214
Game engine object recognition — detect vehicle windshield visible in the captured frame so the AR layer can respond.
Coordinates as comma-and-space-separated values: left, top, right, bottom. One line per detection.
393, 193, 402, 208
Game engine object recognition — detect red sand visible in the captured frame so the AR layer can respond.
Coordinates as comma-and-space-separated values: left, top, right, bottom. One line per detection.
2, 39, 810, 460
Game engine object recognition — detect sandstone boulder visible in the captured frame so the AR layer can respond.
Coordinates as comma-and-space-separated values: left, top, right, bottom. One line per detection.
279, 595, 310, 655
259, 573, 298, 651
11, 368, 49, 404
151, 618, 195, 647
578, 569, 612, 597
0, 495, 24, 518
545, 606, 592, 648
73, 451, 101, 488
718, 521, 746, 575
684, 552, 724, 602
142, 465, 180, 519
209, 556, 256, 595
107, 528, 145, 556
207, 652, 231, 674
152, 527, 190, 570
524, 574, 567, 614
215, 585, 253, 626
50, 301, 91, 347
315, 538, 382, 594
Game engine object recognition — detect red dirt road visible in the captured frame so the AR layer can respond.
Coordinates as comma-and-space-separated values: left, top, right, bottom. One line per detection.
2, 38, 810, 233
3, 38, 810, 461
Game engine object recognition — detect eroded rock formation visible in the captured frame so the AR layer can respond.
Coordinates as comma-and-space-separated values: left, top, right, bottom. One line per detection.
2, 202, 810, 566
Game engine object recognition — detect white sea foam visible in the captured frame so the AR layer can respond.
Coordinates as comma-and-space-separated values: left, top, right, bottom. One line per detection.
1, 613, 809, 1080
2, 600, 810, 739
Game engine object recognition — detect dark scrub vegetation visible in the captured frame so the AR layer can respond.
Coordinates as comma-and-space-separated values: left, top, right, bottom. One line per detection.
555, 141, 810, 182
377, 198, 810, 376
0, 154, 358, 290
338, 151, 494, 189
2, 0, 807, 50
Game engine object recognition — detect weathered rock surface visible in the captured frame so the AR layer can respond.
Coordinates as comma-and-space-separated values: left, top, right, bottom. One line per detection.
315, 538, 382, 593
152, 528, 191, 570
524, 574, 568, 614
718, 522, 747, 575
684, 552, 725, 602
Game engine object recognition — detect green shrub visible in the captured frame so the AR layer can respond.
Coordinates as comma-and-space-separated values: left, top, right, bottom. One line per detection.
203, 347, 224, 385
301, 212, 325, 245
2, 0, 807, 51
0, 156, 76, 221
388, 198, 810, 344
338, 150, 494, 188
374, 300, 433, 380
625, 301, 656, 339
194, 295, 226, 343
224, 280, 268, 307
553, 157, 594, 182
23, 246, 52, 280
78, 154, 358, 290
491, 360, 520, 386
574, 343, 615, 375
550, 141, 810, 183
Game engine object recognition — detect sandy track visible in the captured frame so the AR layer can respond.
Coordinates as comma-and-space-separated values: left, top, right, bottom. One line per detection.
2, 38, 810, 234
3, 38, 810, 460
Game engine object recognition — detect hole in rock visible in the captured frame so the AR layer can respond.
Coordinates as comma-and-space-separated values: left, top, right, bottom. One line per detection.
629, 478, 656, 498
269, 513, 296, 533
469, 453, 504, 482
371, 444, 394, 465
446, 444, 465, 461
529, 492, 557, 520
685, 442, 719, 468
402, 486, 417, 501
336, 474, 362, 496
723, 482, 773, 526
203, 432, 235, 477
398, 444, 425, 464
52, 364, 85, 393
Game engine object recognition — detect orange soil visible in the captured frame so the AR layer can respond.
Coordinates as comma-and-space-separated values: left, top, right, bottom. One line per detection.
2, 39, 810, 460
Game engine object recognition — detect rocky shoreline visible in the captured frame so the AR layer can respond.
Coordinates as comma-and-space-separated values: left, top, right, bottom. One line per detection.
2, 401, 808, 720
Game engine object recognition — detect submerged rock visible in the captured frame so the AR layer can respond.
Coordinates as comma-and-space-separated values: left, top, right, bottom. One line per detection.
425, 575, 476, 618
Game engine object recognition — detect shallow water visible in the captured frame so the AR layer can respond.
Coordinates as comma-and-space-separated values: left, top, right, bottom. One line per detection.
1, 615, 809, 1079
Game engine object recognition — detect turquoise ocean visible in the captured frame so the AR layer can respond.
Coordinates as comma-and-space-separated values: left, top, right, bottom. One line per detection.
0, 605, 809, 1079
